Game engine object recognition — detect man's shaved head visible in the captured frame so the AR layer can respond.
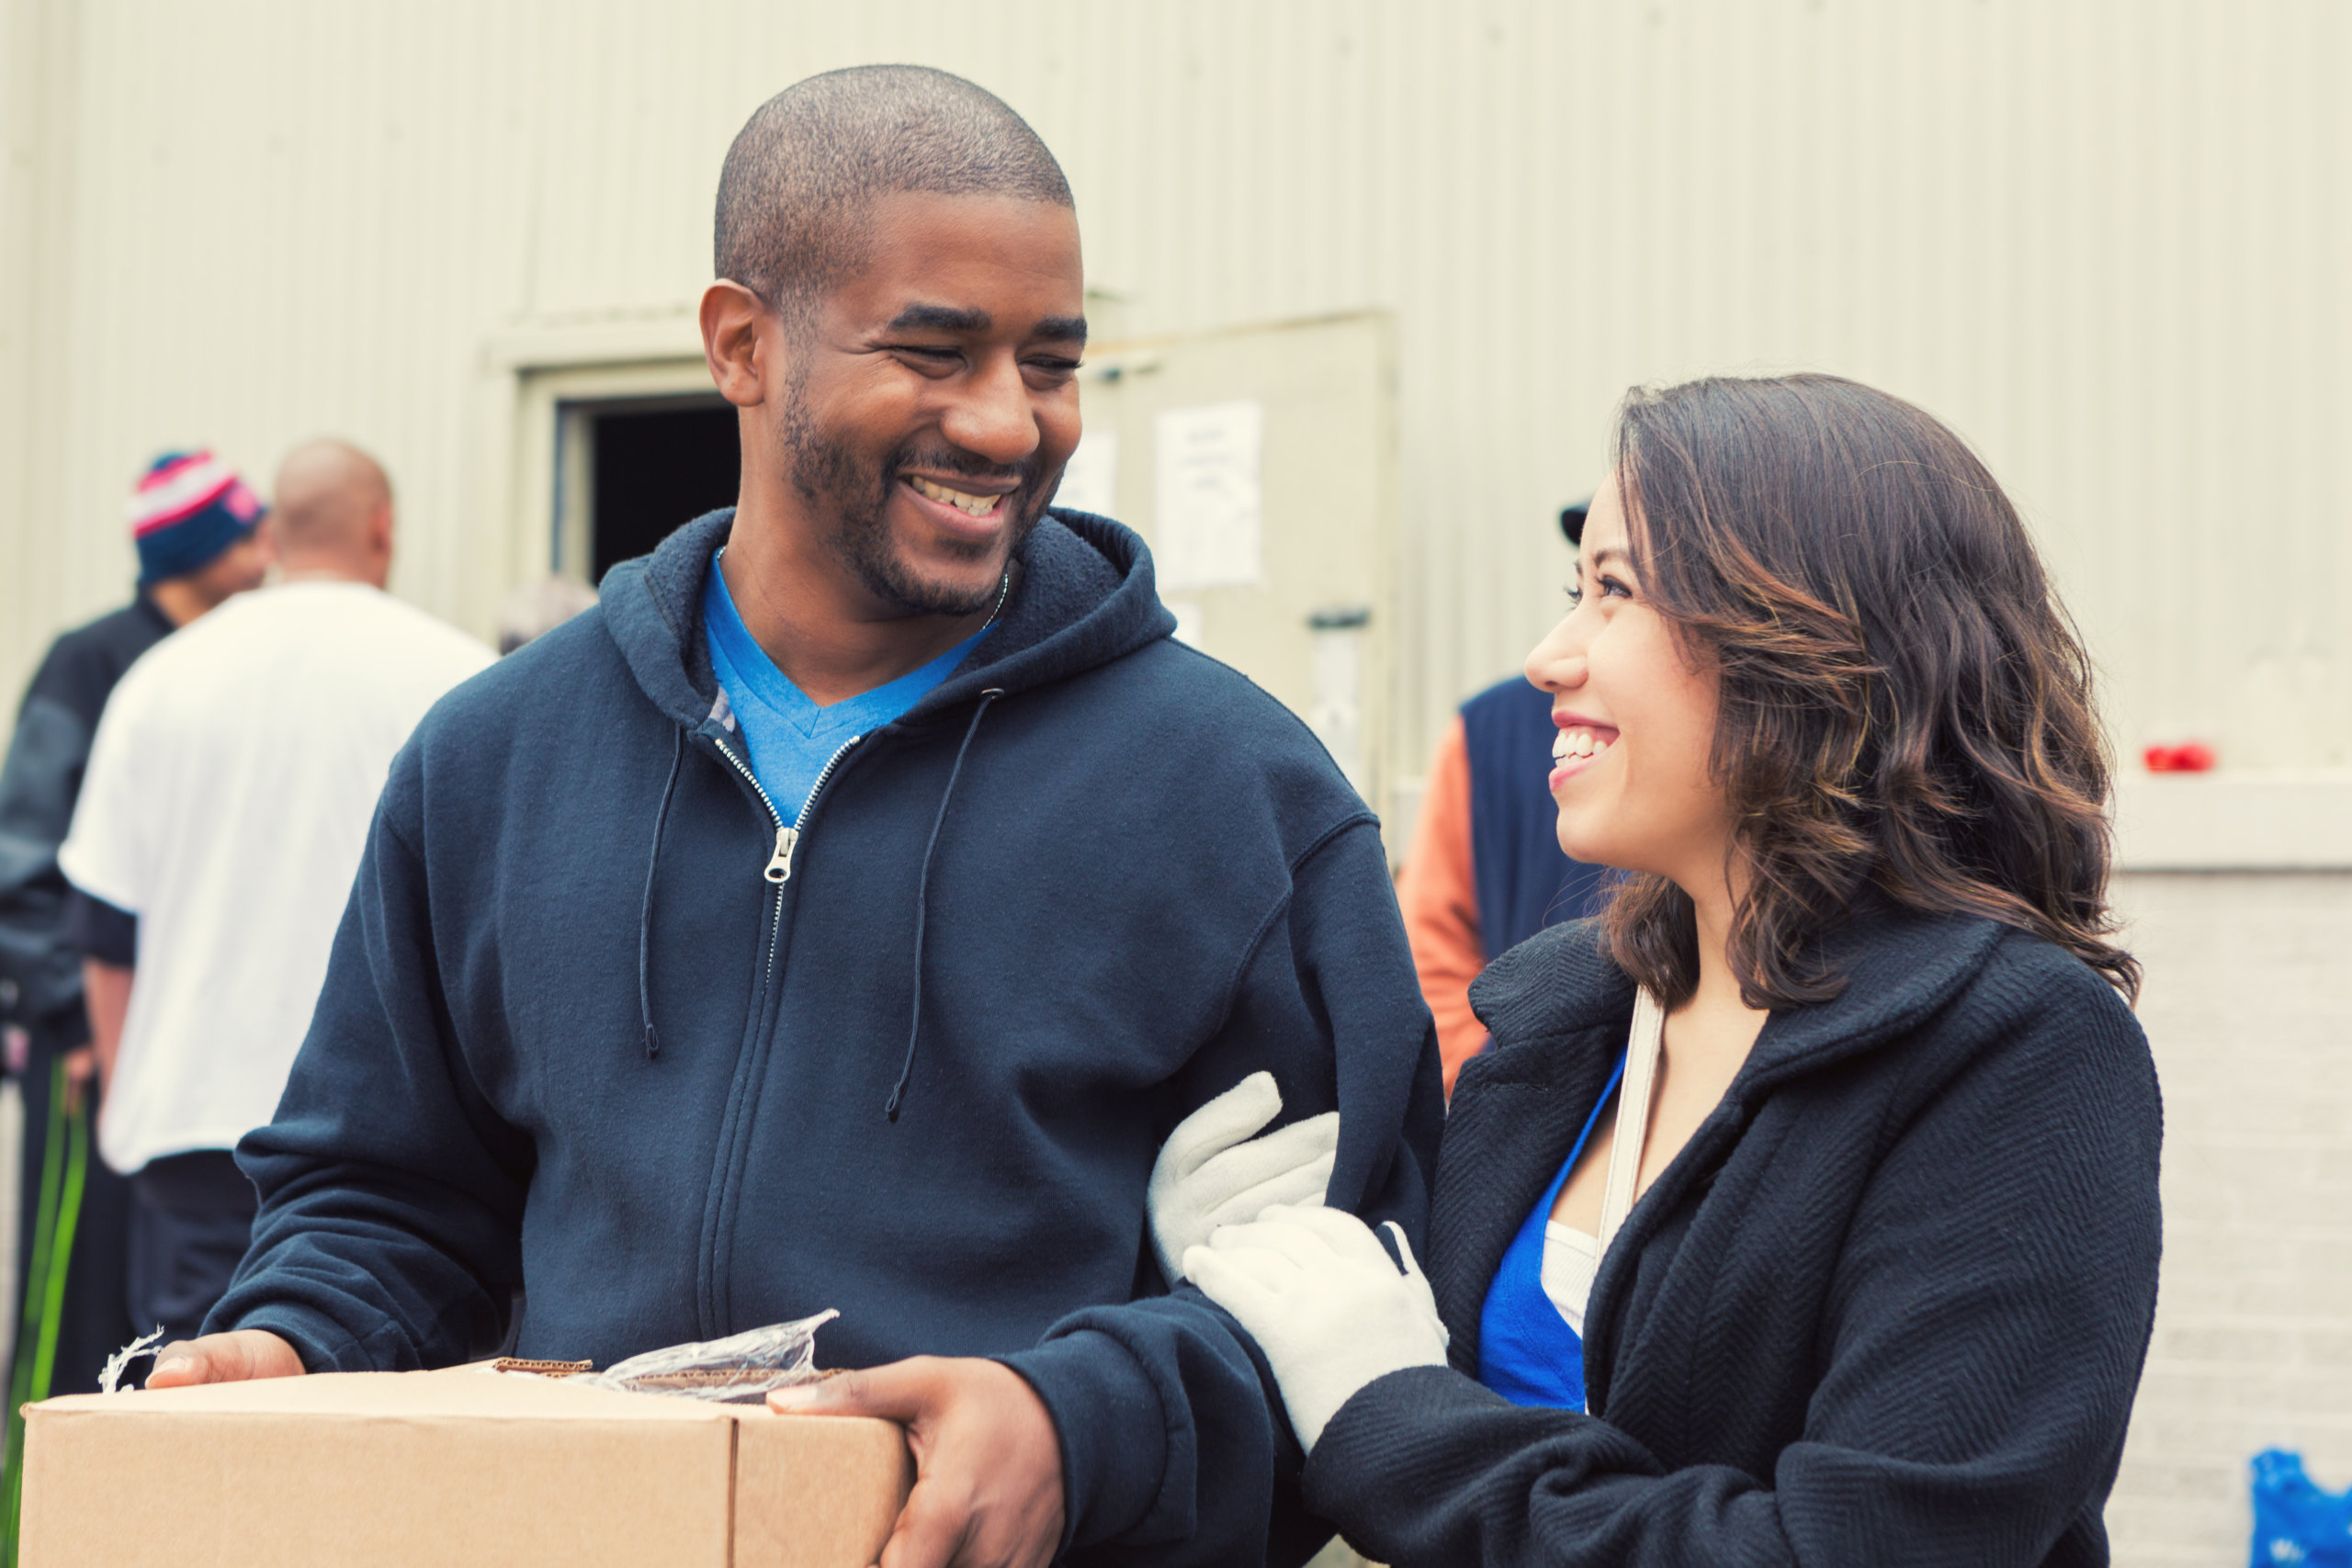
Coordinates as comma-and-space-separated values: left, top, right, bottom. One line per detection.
714, 65, 1073, 321
272, 439, 395, 585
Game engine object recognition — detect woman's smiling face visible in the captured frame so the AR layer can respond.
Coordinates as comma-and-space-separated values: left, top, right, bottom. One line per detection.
1523, 472, 1733, 887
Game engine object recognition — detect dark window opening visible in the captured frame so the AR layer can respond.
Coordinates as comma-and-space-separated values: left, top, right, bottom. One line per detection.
585, 398, 741, 584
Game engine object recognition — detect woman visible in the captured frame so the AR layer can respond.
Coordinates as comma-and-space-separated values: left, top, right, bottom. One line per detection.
1171, 375, 2161, 1566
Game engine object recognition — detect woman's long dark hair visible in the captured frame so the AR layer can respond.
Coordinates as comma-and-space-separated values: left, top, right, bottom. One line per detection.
1601, 374, 2140, 1007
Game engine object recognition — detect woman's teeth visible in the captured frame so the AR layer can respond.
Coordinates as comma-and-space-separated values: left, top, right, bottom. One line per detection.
1553, 728, 1611, 761
909, 477, 1003, 517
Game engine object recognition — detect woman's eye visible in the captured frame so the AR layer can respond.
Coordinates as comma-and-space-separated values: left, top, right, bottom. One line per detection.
1599, 574, 1634, 600
1564, 583, 1583, 607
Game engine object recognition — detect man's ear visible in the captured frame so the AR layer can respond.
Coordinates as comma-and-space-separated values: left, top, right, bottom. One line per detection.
701, 281, 775, 408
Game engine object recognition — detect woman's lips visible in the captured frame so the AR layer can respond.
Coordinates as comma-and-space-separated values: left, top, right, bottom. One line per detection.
1548, 718, 1621, 792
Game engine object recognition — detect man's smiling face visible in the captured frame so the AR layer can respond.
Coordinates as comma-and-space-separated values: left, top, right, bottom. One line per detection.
768, 189, 1086, 616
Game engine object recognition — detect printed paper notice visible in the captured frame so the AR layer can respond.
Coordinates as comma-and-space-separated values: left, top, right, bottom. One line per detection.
1054, 431, 1118, 517
1153, 400, 1263, 591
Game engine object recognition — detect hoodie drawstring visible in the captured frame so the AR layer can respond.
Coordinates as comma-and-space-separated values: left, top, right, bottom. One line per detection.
887, 688, 1004, 1122
639, 727, 684, 1061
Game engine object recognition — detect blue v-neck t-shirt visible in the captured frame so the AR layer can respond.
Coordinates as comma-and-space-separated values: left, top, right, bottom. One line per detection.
702, 551, 994, 820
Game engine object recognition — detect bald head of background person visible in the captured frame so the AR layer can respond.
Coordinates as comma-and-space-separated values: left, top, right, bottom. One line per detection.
269, 439, 395, 589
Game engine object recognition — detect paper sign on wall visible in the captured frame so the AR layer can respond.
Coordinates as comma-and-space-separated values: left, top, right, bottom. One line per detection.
1054, 431, 1119, 517
1152, 400, 1263, 591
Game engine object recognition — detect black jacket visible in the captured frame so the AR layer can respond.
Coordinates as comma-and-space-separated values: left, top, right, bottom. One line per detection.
1303, 906, 2162, 1567
214, 509, 1442, 1567
0, 595, 172, 1043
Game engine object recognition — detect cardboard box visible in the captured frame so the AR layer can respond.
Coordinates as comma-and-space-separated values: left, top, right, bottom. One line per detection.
20, 1367, 911, 1566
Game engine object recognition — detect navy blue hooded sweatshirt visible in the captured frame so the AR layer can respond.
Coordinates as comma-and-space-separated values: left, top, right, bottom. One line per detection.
210, 509, 1444, 1566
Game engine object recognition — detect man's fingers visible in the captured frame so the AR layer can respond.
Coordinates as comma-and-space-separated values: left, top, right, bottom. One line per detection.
145, 1329, 302, 1389
875, 1476, 971, 1568
143, 1339, 206, 1388
770, 1359, 936, 1424
780, 1358, 1062, 1568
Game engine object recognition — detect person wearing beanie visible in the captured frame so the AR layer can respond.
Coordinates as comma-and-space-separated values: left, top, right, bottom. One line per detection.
58, 438, 490, 1356
0, 450, 269, 1446
125, 450, 274, 624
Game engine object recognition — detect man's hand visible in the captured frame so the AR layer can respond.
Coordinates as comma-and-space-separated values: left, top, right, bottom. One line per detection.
60, 1045, 96, 1115
768, 1356, 1063, 1568
145, 1328, 305, 1389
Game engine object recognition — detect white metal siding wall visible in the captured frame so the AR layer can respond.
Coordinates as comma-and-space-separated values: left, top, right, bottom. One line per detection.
3, 1, 2346, 778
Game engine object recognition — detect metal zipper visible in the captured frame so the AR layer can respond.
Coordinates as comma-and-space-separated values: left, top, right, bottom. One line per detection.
713, 732, 864, 886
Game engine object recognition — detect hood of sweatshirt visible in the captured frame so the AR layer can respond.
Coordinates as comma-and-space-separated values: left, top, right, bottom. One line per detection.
598, 506, 1179, 736
593, 507, 1182, 1111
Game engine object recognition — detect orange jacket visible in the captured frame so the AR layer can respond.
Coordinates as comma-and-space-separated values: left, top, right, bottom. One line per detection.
1396, 717, 1486, 1097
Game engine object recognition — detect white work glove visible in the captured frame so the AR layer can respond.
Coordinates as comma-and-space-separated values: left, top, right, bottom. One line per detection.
1183, 1203, 1450, 1453
1148, 1071, 1339, 1285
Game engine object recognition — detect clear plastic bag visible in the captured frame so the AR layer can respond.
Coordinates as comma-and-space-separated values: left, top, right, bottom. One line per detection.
572, 1308, 839, 1404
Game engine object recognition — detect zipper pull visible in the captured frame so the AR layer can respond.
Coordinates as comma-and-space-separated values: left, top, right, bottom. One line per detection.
765, 824, 797, 884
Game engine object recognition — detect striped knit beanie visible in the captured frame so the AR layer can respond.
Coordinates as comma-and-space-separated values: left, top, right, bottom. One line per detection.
128, 450, 266, 585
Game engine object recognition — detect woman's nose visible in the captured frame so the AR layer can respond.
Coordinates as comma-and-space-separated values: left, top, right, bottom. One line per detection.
1523, 615, 1588, 694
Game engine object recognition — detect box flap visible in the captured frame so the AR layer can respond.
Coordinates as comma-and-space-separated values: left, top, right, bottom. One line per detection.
33, 1366, 727, 1423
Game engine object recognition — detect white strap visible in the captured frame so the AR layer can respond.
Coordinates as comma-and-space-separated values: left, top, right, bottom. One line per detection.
1597, 987, 1665, 1258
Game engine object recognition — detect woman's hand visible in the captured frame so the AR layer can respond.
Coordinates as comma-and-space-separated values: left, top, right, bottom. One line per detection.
1147, 1072, 1338, 1284
1184, 1204, 1448, 1452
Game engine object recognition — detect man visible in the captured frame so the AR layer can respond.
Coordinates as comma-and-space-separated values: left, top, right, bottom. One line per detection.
1397, 501, 1609, 1094
0, 450, 269, 1411
157, 67, 1441, 1568
58, 439, 492, 1346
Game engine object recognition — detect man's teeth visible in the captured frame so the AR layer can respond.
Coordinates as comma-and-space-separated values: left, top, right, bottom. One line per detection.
910, 477, 1002, 517
1552, 729, 1612, 761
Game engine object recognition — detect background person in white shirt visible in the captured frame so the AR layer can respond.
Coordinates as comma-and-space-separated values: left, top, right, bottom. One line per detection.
58, 438, 493, 1345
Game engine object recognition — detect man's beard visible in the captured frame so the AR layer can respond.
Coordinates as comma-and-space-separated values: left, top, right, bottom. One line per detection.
777, 384, 1050, 617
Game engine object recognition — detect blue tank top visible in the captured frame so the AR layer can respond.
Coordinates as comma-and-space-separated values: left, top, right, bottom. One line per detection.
1476, 1053, 1625, 1410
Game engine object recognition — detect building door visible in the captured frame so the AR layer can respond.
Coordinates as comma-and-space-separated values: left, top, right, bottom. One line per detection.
576, 396, 740, 582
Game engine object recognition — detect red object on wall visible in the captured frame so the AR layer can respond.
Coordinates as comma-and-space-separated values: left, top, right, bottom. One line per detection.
2143, 742, 2218, 773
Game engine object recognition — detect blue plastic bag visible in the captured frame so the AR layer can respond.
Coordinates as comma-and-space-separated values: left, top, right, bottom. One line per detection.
2251, 1449, 2352, 1567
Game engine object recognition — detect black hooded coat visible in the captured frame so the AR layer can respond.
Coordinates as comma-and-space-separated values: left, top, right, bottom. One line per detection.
1303, 908, 2162, 1567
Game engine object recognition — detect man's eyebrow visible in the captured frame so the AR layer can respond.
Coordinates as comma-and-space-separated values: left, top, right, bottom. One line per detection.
884, 304, 991, 333
879, 307, 1089, 345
